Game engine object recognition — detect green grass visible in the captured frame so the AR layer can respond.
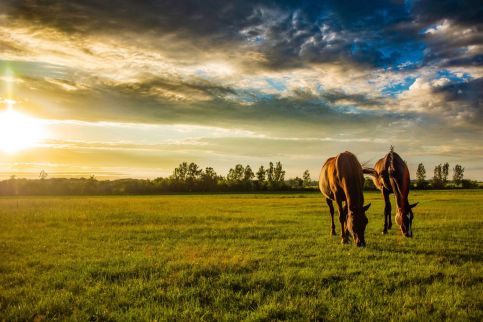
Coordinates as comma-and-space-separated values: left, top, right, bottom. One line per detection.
1, 190, 482, 321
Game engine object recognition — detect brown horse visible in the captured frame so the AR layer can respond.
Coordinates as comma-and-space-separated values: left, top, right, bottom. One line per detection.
363, 148, 418, 237
319, 151, 370, 246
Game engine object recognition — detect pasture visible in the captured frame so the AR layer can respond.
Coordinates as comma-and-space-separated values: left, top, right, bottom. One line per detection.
0, 190, 482, 321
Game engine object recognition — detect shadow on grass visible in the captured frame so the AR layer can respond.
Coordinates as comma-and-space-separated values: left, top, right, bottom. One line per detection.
369, 243, 483, 264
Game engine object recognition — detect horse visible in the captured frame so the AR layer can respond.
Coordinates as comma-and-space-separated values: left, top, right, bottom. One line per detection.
363, 147, 418, 237
319, 151, 371, 246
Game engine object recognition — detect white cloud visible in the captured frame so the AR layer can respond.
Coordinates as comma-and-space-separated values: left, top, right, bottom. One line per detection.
425, 19, 451, 34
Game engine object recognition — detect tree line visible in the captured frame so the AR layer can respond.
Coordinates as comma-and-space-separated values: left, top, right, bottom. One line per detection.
0, 162, 316, 195
414, 162, 478, 189
0, 161, 479, 195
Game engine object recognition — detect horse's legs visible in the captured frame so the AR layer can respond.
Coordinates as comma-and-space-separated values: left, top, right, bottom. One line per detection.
382, 188, 391, 234
335, 198, 348, 244
326, 198, 336, 236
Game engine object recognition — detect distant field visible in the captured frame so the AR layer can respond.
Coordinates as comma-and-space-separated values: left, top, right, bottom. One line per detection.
1, 190, 482, 321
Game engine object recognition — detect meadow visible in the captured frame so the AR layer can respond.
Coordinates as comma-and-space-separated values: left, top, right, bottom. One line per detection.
0, 190, 482, 321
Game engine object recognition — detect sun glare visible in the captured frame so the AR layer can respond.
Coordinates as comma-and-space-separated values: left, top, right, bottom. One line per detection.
0, 100, 46, 154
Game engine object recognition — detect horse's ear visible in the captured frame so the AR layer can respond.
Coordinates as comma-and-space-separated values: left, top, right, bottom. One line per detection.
410, 202, 419, 209
363, 203, 371, 211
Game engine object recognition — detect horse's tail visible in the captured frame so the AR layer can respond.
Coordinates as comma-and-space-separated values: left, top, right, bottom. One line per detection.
362, 167, 377, 177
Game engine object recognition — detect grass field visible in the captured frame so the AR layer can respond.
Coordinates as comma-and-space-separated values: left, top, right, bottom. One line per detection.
0, 190, 482, 321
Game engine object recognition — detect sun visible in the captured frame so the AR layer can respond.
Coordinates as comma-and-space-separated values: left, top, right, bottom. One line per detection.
0, 100, 46, 154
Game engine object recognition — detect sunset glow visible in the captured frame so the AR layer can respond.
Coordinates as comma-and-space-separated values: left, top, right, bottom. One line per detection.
0, 100, 46, 154
0, 1, 481, 179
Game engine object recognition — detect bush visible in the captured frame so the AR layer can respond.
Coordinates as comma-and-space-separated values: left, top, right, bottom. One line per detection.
363, 178, 377, 191
461, 179, 479, 189
413, 180, 429, 189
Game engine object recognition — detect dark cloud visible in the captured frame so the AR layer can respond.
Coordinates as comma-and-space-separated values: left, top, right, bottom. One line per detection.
433, 78, 482, 121
2, 1, 263, 40
410, 0, 483, 68
3, 0, 480, 70
329, 0, 411, 30
238, 1, 420, 69
112, 77, 236, 102
412, 0, 483, 26
3, 0, 466, 70
443, 54, 483, 68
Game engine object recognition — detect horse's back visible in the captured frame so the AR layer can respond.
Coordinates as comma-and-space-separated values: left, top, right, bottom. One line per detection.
320, 151, 363, 201
373, 152, 410, 195
319, 157, 336, 200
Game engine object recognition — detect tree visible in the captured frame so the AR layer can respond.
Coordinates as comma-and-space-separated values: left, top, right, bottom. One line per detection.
432, 164, 443, 188
273, 162, 285, 183
453, 164, 464, 186
442, 162, 449, 184
187, 162, 202, 184
227, 164, 244, 183
288, 177, 303, 189
201, 167, 219, 190
302, 170, 311, 187
39, 170, 48, 180
172, 162, 189, 182
461, 179, 478, 189
364, 177, 377, 190
266, 162, 274, 184
265, 161, 286, 189
256, 166, 265, 182
203, 167, 217, 180
415, 163, 426, 188
243, 165, 254, 182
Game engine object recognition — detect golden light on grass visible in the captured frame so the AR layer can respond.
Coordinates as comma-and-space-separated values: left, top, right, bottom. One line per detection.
0, 100, 47, 154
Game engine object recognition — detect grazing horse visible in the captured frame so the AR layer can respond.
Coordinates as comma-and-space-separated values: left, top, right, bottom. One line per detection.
363, 148, 418, 237
319, 151, 371, 246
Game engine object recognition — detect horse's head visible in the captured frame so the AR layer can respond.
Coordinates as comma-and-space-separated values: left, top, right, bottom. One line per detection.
347, 203, 371, 247
395, 202, 418, 237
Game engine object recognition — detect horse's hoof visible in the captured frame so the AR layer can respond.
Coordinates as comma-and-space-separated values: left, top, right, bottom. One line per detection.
341, 239, 349, 244
331, 230, 337, 236
382, 230, 388, 235
388, 224, 392, 229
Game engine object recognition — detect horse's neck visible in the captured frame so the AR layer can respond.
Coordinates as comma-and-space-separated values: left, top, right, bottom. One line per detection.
391, 178, 407, 209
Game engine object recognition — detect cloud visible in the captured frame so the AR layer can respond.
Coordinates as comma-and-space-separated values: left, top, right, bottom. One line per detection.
413, 0, 483, 26
0, 1, 482, 179
422, 19, 483, 68
0, 0, 425, 71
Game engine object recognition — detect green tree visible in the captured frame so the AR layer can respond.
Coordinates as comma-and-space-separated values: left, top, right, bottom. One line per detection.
432, 164, 443, 188
415, 163, 427, 188
442, 162, 449, 185
201, 167, 219, 190
288, 177, 303, 189
302, 170, 311, 187
273, 162, 285, 183
227, 164, 244, 183
266, 162, 274, 184
256, 166, 265, 182
453, 165, 464, 186
364, 177, 377, 190
243, 165, 254, 182
461, 179, 477, 189
265, 161, 286, 189
172, 162, 189, 182
203, 167, 217, 180
187, 162, 202, 183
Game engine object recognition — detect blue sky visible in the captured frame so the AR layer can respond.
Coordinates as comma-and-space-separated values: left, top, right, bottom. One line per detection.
0, 0, 482, 179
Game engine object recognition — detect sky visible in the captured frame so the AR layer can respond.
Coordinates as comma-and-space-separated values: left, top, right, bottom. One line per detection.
0, 0, 482, 180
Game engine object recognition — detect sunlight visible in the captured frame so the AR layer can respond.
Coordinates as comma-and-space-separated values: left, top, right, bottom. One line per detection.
0, 100, 46, 154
